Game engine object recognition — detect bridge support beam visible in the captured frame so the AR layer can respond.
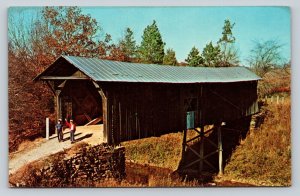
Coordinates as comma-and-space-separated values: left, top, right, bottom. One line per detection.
181, 123, 224, 175
217, 123, 223, 175
55, 90, 62, 134
181, 126, 217, 174
199, 125, 204, 173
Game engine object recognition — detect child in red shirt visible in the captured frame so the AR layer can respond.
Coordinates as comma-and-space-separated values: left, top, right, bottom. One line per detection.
65, 119, 76, 143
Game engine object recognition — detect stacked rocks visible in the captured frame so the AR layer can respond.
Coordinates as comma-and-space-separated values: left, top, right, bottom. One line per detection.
38, 144, 125, 187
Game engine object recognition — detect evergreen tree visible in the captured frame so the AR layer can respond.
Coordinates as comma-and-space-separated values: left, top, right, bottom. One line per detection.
163, 48, 177, 65
217, 19, 239, 66
202, 41, 221, 67
185, 46, 203, 67
119, 27, 137, 62
138, 20, 165, 64
218, 19, 236, 44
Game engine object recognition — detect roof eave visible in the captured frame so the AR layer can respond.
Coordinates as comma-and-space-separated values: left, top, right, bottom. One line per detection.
33, 55, 97, 82
32, 56, 65, 82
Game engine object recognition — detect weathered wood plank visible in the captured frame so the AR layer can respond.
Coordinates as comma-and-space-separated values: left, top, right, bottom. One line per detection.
217, 124, 223, 175
40, 76, 89, 80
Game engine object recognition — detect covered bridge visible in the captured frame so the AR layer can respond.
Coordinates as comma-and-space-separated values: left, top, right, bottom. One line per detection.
35, 55, 260, 174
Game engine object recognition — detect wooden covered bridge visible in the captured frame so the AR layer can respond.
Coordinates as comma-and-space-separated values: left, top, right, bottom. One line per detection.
34, 55, 260, 174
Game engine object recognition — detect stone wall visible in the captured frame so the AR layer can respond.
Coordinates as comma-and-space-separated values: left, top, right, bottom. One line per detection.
31, 144, 125, 187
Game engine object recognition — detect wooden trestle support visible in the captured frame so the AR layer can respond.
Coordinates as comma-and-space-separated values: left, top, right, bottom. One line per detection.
181, 123, 223, 175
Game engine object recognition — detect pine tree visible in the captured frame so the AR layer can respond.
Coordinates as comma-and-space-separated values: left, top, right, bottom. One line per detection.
138, 20, 165, 64
202, 41, 221, 67
217, 19, 239, 67
119, 27, 137, 62
218, 19, 236, 44
185, 46, 203, 67
163, 48, 177, 65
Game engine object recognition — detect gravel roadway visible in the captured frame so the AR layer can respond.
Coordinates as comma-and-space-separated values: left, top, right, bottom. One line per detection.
9, 125, 103, 175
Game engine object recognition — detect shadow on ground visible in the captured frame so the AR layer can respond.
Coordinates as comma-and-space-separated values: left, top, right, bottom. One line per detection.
176, 116, 252, 183
74, 133, 93, 143
60, 133, 93, 143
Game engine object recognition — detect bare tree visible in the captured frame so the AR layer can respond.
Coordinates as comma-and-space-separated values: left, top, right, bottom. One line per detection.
247, 40, 284, 77
8, 12, 33, 60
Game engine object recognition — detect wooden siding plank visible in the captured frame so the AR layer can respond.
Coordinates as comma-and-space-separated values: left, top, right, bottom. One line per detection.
40, 76, 89, 80
98, 81, 258, 145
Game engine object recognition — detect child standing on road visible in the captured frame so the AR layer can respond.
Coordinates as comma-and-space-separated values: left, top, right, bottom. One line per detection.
65, 119, 76, 143
55, 119, 64, 142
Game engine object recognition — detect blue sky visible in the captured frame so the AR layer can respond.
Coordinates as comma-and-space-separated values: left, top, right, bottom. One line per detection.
9, 6, 291, 65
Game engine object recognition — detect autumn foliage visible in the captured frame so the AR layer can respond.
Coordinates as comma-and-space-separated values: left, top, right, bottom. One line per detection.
8, 7, 138, 152
8, 47, 53, 152
257, 68, 291, 98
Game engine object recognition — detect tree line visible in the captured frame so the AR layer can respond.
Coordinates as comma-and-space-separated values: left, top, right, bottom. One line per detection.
9, 7, 287, 74
8, 6, 289, 151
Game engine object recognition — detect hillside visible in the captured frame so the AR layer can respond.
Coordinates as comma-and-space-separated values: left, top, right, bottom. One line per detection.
221, 100, 291, 186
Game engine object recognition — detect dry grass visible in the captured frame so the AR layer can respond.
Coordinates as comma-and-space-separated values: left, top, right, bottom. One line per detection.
121, 129, 200, 171
147, 174, 199, 187
221, 99, 291, 186
122, 133, 183, 171
94, 173, 199, 187
9, 159, 45, 187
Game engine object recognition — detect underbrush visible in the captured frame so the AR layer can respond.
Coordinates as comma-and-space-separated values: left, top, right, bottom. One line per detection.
95, 175, 199, 187
222, 100, 291, 186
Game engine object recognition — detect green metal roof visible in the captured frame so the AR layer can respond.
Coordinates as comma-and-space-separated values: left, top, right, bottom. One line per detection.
37, 55, 261, 83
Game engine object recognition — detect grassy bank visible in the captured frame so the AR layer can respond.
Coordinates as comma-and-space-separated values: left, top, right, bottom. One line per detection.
222, 100, 291, 186
122, 132, 183, 171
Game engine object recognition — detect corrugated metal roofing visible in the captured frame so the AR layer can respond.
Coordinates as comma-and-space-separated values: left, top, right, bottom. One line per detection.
42, 55, 261, 83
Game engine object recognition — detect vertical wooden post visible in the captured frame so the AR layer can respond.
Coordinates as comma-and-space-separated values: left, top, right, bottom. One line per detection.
276, 95, 279, 104
282, 96, 285, 104
119, 102, 122, 141
271, 96, 273, 103
103, 97, 108, 143
125, 109, 128, 140
181, 129, 187, 162
46, 118, 49, 140
137, 113, 140, 139
98, 89, 108, 143
199, 85, 204, 174
111, 104, 114, 145
107, 99, 111, 145
55, 90, 61, 134
218, 124, 223, 175
199, 126, 204, 173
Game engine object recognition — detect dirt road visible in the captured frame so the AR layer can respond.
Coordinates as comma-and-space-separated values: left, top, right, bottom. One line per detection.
9, 125, 103, 174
